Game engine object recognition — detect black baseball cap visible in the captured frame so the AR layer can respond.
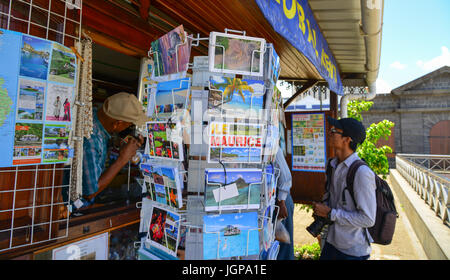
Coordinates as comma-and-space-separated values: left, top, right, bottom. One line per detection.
327, 116, 366, 144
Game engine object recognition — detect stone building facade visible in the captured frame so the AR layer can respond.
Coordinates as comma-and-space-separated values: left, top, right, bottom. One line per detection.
361, 66, 450, 165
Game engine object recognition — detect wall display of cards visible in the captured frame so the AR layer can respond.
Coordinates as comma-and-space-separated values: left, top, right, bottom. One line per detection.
209, 31, 265, 77
204, 168, 262, 212
203, 211, 260, 260
207, 122, 265, 163
146, 205, 181, 258
207, 76, 265, 120
145, 121, 184, 161
140, 162, 183, 209
291, 113, 326, 172
0, 29, 76, 167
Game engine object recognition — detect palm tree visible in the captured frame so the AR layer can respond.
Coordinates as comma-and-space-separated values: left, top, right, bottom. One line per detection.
213, 77, 254, 104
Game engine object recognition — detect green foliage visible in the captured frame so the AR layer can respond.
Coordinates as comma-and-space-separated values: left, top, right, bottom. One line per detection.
347, 100, 373, 121
298, 203, 313, 213
294, 242, 321, 260
347, 100, 395, 179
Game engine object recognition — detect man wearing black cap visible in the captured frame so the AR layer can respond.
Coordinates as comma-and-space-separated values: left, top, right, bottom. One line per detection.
312, 116, 377, 260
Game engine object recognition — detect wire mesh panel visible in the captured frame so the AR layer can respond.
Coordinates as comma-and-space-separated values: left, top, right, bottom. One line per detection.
0, 0, 82, 253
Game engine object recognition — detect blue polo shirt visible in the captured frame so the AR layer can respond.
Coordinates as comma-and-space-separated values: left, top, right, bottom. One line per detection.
82, 107, 111, 196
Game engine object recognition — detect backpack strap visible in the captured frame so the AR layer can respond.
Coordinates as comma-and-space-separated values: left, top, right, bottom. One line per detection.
342, 159, 367, 207
343, 159, 372, 245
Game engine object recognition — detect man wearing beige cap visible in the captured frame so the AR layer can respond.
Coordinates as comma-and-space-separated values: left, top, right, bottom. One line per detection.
79, 92, 147, 209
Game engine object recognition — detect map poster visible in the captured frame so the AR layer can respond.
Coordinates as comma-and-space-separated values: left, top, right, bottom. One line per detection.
291, 113, 326, 172
0, 29, 21, 167
0, 28, 77, 167
13, 122, 43, 165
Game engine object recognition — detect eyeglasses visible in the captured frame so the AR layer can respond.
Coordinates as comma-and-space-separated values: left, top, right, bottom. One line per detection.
330, 128, 344, 135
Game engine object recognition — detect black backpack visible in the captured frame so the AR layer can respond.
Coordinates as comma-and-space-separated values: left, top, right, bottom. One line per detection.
344, 159, 398, 245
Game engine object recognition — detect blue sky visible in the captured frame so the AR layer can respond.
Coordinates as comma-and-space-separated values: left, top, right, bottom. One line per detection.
277, 0, 450, 96
377, 0, 450, 92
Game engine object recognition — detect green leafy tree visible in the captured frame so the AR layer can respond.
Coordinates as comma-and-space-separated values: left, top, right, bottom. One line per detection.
347, 100, 395, 179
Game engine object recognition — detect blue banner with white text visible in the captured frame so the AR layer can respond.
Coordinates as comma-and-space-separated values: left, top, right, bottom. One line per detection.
255, 0, 344, 95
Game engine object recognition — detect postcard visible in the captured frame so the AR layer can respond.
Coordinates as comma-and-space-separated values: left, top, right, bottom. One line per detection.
208, 122, 265, 163
203, 212, 259, 259
140, 163, 183, 209
208, 76, 265, 119
146, 121, 184, 161
20, 35, 51, 80
13, 122, 43, 165
262, 205, 274, 251
48, 43, 77, 84
264, 165, 277, 205
149, 77, 191, 118
204, 168, 262, 211
209, 32, 265, 76
45, 83, 73, 122
147, 206, 181, 257
264, 43, 281, 85
42, 123, 70, 163
16, 78, 45, 121
151, 25, 191, 77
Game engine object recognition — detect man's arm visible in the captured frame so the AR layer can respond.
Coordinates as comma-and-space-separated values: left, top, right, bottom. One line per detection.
86, 136, 143, 200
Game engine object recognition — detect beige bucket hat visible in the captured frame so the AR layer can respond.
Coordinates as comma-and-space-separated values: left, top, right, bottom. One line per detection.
102, 92, 148, 126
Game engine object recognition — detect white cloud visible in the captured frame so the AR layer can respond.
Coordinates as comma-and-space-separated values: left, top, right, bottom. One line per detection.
389, 61, 407, 70
416, 46, 450, 71
376, 78, 392, 94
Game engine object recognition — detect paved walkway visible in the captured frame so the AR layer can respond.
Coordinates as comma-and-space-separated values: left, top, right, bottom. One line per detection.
292, 176, 428, 260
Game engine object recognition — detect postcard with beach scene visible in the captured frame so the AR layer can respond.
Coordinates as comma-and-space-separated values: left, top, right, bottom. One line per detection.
208, 122, 265, 163
204, 168, 262, 211
209, 32, 265, 76
16, 78, 45, 121
208, 76, 264, 118
42, 123, 69, 163
146, 121, 183, 161
151, 25, 191, 77
147, 206, 181, 257
140, 163, 183, 209
48, 43, 77, 84
149, 77, 190, 118
203, 212, 259, 259
20, 35, 51, 80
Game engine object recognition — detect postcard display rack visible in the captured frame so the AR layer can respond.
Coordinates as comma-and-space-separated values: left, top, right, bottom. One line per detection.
135, 26, 283, 260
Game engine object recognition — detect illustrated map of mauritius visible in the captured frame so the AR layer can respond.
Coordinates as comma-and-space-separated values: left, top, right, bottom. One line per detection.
0, 78, 13, 128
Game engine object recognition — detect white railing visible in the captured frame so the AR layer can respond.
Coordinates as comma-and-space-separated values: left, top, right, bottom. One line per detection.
396, 154, 450, 225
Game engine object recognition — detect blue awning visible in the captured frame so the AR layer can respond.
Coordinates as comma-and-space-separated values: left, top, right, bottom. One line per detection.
255, 0, 344, 95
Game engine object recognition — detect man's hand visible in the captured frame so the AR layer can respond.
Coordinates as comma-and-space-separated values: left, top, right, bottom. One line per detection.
119, 135, 144, 163
312, 202, 331, 218
276, 199, 288, 220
